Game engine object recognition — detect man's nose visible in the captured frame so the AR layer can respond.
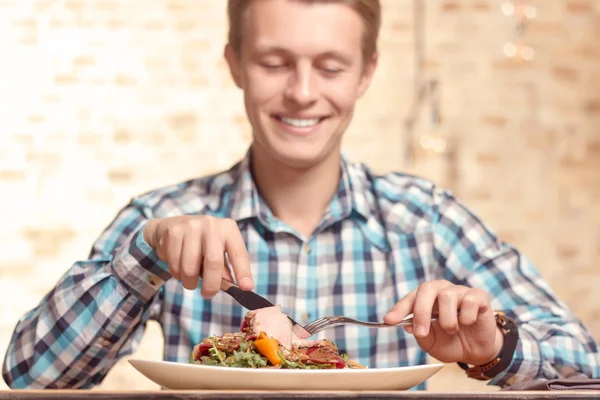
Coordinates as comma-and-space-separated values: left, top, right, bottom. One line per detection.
284, 63, 318, 106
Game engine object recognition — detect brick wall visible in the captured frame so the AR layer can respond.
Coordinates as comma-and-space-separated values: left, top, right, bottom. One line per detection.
0, 0, 598, 392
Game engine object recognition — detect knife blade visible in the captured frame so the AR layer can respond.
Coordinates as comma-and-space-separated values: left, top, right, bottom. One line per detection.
219, 278, 312, 338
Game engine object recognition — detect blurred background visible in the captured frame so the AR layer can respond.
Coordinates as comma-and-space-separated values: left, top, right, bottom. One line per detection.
0, 0, 598, 392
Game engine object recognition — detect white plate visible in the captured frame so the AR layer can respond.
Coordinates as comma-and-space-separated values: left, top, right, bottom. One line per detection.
128, 359, 444, 391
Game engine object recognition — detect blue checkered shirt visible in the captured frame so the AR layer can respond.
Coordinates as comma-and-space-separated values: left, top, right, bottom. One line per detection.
3, 152, 599, 389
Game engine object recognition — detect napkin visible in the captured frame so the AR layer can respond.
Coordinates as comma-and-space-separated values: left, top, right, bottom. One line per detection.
503, 374, 600, 391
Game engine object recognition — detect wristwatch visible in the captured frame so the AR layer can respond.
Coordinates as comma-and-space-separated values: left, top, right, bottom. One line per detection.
457, 310, 519, 380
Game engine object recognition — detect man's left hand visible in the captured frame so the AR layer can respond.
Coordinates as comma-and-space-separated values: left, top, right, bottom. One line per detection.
384, 280, 503, 366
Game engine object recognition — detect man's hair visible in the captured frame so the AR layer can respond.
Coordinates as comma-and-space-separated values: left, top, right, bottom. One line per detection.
227, 0, 381, 61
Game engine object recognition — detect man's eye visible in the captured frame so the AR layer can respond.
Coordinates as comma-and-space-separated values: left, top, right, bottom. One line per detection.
262, 63, 285, 69
321, 66, 342, 74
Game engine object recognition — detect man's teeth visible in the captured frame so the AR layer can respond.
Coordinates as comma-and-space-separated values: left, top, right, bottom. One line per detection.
279, 116, 321, 128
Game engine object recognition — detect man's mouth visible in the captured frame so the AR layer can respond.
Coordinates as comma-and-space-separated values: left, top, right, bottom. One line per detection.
274, 116, 327, 128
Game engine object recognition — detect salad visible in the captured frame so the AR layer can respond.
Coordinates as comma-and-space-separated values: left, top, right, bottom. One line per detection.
189, 305, 364, 369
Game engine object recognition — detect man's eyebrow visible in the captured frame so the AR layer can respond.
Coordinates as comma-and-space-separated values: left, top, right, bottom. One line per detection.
251, 45, 292, 55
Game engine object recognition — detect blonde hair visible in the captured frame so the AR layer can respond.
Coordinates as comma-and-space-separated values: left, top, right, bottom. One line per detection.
227, 0, 381, 61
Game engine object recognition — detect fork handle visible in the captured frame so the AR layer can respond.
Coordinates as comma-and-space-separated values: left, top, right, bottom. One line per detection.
348, 316, 438, 327
395, 316, 439, 326
317, 316, 438, 330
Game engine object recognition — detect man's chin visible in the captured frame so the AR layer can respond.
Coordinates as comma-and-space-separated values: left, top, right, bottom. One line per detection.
270, 148, 337, 170
251, 136, 341, 170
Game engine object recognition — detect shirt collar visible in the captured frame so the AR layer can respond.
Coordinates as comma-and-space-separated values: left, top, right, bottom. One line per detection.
227, 150, 390, 252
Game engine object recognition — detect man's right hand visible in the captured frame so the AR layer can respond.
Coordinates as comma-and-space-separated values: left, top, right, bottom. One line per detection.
143, 216, 254, 298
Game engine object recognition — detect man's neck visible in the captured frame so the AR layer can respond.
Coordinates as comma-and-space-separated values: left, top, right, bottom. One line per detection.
250, 146, 342, 238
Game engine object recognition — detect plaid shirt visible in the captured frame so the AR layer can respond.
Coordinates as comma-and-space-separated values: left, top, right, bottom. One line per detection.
3, 152, 599, 389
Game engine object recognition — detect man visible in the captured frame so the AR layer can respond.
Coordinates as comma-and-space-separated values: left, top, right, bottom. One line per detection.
3, 0, 599, 390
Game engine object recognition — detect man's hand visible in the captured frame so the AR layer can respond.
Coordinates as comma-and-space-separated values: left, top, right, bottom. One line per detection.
143, 216, 253, 298
384, 280, 503, 366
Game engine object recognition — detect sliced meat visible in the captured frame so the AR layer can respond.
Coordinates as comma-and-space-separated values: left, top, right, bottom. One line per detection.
305, 345, 346, 369
291, 337, 332, 349
244, 305, 294, 349
192, 342, 213, 361
215, 332, 246, 352
193, 332, 247, 360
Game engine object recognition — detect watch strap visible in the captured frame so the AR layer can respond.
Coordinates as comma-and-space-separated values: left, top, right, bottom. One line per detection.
458, 311, 519, 380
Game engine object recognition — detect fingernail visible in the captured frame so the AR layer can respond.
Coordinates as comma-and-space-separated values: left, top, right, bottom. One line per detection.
239, 277, 253, 289
415, 325, 427, 337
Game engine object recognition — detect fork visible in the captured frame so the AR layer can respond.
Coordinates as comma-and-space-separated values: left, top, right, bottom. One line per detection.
302, 313, 440, 336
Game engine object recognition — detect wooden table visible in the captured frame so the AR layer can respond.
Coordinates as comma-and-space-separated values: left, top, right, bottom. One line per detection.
0, 391, 599, 399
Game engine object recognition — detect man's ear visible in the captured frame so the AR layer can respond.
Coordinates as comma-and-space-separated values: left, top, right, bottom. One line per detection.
224, 44, 243, 89
357, 52, 378, 99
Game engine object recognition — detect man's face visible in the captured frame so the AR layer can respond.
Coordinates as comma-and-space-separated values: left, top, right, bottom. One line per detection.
225, 0, 377, 169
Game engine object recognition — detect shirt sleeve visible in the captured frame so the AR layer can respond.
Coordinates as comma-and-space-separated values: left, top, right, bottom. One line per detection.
431, 189, 600, 387
2, 201, 171, 389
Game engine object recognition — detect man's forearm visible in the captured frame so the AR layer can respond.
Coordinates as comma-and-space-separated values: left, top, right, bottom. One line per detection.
2, 224, 169, 389
433, 189, 600, 386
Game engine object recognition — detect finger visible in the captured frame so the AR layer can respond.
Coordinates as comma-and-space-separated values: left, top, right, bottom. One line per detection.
179, 234, 201, 290
458, 288, 489, 326
223, 219, 253, 290
164, 228, 184, 281
383, 289, 417, 325
412, 280, 452, 337
153, 223, 170, 261
437, 286, 463, 335
201, 232, 225, 298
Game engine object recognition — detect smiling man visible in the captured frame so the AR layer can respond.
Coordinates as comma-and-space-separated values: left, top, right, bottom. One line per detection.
3, 0, 600, 390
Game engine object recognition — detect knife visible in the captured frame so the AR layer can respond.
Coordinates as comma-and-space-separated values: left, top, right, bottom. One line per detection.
220, 278, 312, 339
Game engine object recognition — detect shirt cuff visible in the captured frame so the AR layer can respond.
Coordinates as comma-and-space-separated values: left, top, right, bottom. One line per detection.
111, 221, 172, 303
490, 326, 542, 387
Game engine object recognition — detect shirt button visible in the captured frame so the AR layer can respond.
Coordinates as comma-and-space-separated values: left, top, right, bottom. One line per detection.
148, 276, 160, 286
303, 243, 311, 254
